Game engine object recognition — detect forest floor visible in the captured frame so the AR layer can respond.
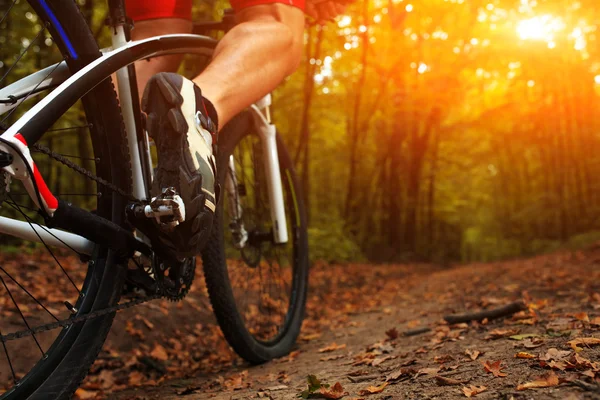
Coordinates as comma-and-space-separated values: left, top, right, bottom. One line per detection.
77, 246, 600, 400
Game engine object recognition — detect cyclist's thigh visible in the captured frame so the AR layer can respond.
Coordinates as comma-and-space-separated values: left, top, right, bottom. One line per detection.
126, 0, 193, 21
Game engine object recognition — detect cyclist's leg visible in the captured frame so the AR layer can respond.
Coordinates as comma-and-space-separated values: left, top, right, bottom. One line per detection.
130, 18, 192, 92
193, 4, 305, 127
129, 1, 303, 256
130, 3, 304, 129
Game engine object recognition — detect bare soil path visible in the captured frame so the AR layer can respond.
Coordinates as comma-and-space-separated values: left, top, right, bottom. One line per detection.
80, 248, 600, 399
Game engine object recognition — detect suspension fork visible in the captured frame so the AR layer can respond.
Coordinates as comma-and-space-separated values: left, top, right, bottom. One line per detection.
227, 94, 289, 245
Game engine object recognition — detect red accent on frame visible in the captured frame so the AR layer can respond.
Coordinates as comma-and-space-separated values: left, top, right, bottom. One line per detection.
14, 133, 27, 145
32, 164, 58, 211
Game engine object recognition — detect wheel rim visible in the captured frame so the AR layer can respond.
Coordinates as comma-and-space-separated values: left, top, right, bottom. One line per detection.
222, 131, 304, 344
0, 2, 122, 396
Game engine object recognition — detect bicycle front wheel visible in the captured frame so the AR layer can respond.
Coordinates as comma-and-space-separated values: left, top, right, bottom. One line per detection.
202, 112, 309, 363
0, 1, 131, 398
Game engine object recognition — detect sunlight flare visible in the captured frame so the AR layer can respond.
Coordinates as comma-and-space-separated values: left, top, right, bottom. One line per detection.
517, 15, 565, 41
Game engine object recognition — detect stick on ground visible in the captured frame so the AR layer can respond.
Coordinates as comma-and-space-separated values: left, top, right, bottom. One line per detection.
402, 327, 431, 337
443, 301, 526, 324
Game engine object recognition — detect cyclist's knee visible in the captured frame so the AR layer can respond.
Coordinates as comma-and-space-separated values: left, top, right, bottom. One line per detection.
236, 4, 304, 71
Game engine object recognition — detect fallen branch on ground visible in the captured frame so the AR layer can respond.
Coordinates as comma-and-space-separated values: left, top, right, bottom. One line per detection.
569, 380, 600, 392
443, 301, 526, 324
402, 327, 431, 336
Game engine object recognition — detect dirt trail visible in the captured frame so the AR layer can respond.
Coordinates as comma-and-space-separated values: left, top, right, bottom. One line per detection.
83, 248, 600, 400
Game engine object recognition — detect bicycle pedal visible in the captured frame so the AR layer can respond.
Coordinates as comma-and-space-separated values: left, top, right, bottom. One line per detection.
143, 187, 186, 232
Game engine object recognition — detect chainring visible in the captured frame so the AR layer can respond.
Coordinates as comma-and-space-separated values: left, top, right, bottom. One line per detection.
153, 255, 196, 301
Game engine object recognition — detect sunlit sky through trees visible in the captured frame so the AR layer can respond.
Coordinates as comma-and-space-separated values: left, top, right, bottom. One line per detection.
273, 0, 600, 263
313, 0, 600, 93
4, 0, 600, 263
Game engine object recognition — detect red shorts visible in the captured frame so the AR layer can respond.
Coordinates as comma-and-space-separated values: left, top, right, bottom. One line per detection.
126, 0, 304, 21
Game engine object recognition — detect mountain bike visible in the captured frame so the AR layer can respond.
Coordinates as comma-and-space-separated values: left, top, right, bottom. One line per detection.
0, 0, 308, 398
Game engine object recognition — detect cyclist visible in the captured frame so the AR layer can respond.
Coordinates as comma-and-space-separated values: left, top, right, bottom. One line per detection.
126, 0, 345, 256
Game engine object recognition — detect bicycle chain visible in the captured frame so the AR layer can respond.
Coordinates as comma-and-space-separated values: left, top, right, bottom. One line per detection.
32, 143, 137, 202
1, 294, 162, 343
0, 145, 167, 343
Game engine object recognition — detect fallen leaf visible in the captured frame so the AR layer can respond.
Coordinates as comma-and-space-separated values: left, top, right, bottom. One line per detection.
299, 375, 329, 399
416, 367, 441, 377
385, 367, 416, 382
570, 353, 600, 370
320, 354, 345, 362
367, 342, 394, 353
435, 376, 466, 386
301, 333, 322, 342
150, 344, 169, 361
319, 343, 347, 353
485, 328, 519, 340
462, 385, 486, 397
465, 349, 480, 361
371, 355, 393, 366
385, 328, 399, 340
434, 355, 454, 364
318, 382, 348, 399
266, 385, 288, 391
523, 338, 545, 349
581, 370, 596, 378
482, 360, 507, 377
399, 358, 417, 367
347, 375, 378, 383
546, 360, 567, 371
573, 312, 589, 322
517, 371, 559, 390
515, 352, 536, 359
540, 348, 571, 361
97, 369, 116, 390
128, 370, 145, 386
509, 333, 540, 340
358, 382, 388, 395
568, 337, 600, 352
348, 370, 370, 377
74, 388, 98, 400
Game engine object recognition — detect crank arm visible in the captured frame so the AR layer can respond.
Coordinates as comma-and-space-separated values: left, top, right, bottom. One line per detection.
49, 200, 151, 258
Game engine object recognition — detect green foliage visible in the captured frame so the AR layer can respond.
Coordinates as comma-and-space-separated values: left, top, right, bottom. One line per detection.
298, 375, 329, 399
6, 0, 600, 264
308, 213, 364, 263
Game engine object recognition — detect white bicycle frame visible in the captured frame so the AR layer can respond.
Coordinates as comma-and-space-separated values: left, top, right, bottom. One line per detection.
0, 30, 289, 255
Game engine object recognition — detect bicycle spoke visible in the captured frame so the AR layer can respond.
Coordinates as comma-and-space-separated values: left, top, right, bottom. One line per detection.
0, 0, 18, 27
0, 327, 17, 384
0, 23, 47, 87
0, 274, 44, 355
1, 49, 63, 126
0, 266, 60, 322
4, 200, 38, 213
7, 196, 83, 292
224, 131, 301, 342
46, 124, 93, 133
5, 199, 85, 257
268, 246, 288, 312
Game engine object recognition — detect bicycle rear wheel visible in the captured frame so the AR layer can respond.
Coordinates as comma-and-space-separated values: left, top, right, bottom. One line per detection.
0, 1, 131, 398
202, 112, 309, 363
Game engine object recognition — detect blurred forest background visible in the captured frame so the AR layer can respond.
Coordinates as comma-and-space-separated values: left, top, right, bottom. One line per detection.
3, 0, 600, 264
